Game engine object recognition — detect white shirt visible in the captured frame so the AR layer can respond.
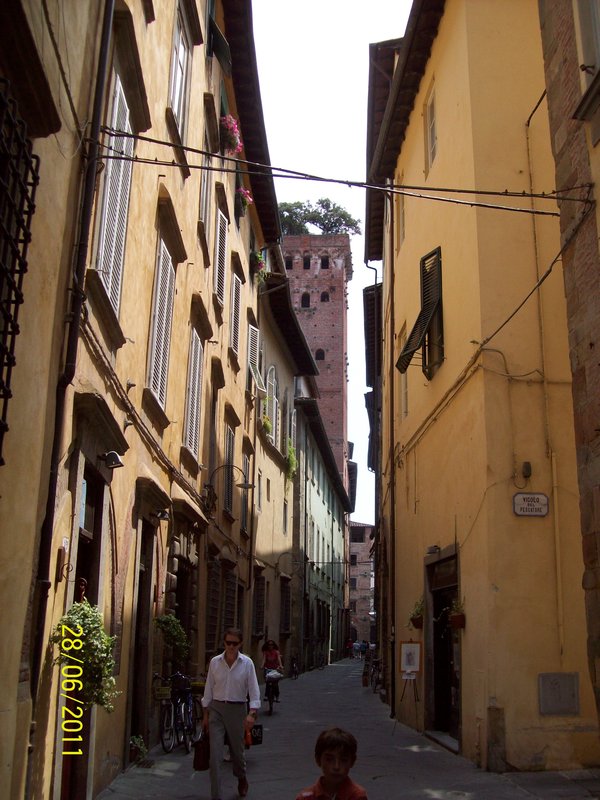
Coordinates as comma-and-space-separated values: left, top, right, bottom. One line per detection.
201, 651, 261, 710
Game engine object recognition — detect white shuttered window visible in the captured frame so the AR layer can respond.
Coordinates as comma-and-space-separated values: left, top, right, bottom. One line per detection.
214, 209, 227, 305
96, 72, 133, 315
184, 328, 203, 457
229, 273, 241, 355
148, 238, 175, 407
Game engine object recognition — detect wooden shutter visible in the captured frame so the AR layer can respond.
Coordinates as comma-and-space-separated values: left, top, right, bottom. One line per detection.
224, 423, 235, 512
229, 273, 241, 355
184, 329, 203, 457
290, 409, 297, 450
247, 324, 266, 394
214, 208, 227, 304
149, 238, 175, 407
97, 72, 133, 314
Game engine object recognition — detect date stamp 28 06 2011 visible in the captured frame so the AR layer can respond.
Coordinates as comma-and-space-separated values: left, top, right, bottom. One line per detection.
59, 624, 85, 756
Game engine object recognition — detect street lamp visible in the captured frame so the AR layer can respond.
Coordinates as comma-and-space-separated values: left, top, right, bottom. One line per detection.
200, 463, 254, 515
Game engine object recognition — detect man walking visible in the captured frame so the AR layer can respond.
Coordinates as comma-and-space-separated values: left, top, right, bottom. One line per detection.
202, 628, 260, 799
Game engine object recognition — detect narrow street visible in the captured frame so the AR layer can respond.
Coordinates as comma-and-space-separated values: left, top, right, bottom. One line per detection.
97, 659, 600, 800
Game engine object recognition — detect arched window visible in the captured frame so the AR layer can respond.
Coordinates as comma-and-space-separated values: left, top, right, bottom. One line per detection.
315, 349, 325, 361
301, 292, 310, 308
320, 291, 329, 302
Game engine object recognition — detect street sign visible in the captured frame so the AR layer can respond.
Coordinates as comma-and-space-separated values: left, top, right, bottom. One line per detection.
513, 492, 549, 517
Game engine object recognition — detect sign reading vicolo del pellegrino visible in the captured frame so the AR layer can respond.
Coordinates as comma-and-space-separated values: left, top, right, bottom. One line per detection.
513, 492, 549, 517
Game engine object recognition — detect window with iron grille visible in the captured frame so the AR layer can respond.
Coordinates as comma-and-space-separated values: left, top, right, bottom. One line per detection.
396, 247, 443, 380
252, 574, 265, 636
205, 559, 222, 657
280, 579, 291, 636
0, 80, 39, 466
240, 452, 250, 533
223, 571, 237, 630
224, 423, 235, 512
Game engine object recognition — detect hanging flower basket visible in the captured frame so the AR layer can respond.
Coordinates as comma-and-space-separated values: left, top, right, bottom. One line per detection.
250, 251, 266, 285
410, 614, 424, 629
449, 612, 466, 629
220, 114, 243, 155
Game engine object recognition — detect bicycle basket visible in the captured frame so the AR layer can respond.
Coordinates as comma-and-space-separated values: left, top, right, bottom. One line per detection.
265, 669, 283, 682
154, 685, 171, 701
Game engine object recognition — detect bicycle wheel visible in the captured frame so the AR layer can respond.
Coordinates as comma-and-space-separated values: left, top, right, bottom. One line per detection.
180, 702, 192, 753
191, 697, 203, 742
160, 702, 176, 752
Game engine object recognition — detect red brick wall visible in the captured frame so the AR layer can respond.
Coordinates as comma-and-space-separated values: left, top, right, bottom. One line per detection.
283, 234, 351, 484
539, 0, 600, 717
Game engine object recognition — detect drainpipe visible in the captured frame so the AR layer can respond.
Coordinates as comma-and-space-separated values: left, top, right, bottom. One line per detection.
26, 2, 115, 795
386, 184, 396, 717
525, 92, 564, 659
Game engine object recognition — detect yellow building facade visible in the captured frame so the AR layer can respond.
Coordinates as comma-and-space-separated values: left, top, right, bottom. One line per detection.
0, 2, 309, 798
366, 0, 600, 772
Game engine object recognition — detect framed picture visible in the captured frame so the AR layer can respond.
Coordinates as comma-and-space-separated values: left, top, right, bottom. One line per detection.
400, 641, 421, 673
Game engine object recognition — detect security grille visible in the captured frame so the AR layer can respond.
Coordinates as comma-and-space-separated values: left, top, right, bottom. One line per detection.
0, 79, 40, 466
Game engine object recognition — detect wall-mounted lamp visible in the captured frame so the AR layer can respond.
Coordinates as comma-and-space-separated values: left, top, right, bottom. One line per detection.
98, 451, 124, 469
200, 463, 254, 514
153, 509, 170, 521
426, 544, 441, 556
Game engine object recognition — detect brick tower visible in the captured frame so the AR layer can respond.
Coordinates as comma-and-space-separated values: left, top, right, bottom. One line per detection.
283, 233, 352, 490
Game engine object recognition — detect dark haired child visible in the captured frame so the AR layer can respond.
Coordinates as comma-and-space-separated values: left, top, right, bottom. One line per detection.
295, 727, 368, 800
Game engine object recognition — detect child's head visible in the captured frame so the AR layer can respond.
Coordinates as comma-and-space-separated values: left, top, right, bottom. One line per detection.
314, 728, 358, 788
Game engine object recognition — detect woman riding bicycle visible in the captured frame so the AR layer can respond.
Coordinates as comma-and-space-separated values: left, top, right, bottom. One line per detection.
261, 639, 283, 702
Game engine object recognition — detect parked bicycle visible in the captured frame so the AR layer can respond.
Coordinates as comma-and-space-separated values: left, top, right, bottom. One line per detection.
290, 656, 299, 679
370, 658, 382, 693
153, 671, 199, 753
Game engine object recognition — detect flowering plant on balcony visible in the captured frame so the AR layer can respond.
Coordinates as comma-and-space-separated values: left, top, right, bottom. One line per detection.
236, 186, 254, 210
220, 114, 243, 155
250, 251, 266, 284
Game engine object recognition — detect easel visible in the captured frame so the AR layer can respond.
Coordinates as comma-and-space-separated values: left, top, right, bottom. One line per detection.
400, 670, 419, 703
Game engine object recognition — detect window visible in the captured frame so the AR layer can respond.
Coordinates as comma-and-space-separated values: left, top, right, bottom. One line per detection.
240, 453, 250, 532
148, 237, 176, 407
350, 554, 357, 566
224, 423, 235, 512
198, 135, 211, 225
96, 69, 134, 316
397, 247, 443, 379
573, 1, 600, 142
229, 273, 241, 355
169, 5, 192, 135
289, 408, 296, 450
350, 600, 357, 613
252, 574, 265, 636
247, 324, 266, 394
303, 255, 311, 269
397, 173, 405, 247
283, 500, 288, 534
315, 349, 325, 361
214, 208, 227, 305
285, 256, 293, 270
183, 328, 203, 457
424, 84, 437, 172
301, 292, 310, 308
349, 577, 357, 590
320, 292, 329, 302
257, 470, 262, 511
280, 579, 291, 635
77, 466, 104, 604
266, 366, 280, 448
350, 528, 365, 544
320, 255, 329, 269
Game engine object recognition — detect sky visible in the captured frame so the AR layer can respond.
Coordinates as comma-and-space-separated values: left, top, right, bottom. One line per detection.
252, 1, 412, 523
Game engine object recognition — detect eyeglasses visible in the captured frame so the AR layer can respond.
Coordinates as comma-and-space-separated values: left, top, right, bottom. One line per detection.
225, 640, 241, 646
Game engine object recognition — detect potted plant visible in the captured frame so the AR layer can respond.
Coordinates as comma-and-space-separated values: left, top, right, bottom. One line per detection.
129, 734, 148, 763
236, 186, 253, 213
250, 251, 266, 285
220, 114, 243, 155
449, 597, 466, 629
409, 597, 424, 629
154, 614, 190, 666
50, 600, 119, 711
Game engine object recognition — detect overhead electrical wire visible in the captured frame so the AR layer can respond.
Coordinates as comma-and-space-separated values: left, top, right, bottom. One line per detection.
97, 126, 592, 218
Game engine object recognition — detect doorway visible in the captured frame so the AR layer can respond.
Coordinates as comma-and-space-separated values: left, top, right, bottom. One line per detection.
130, 522, 155, 752
428, 556, 460, 743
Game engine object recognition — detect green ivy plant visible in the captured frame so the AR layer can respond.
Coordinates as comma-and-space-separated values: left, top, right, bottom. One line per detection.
50, 600, 119, 711
286, 439, 298, 481
154, 614, 190, 665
